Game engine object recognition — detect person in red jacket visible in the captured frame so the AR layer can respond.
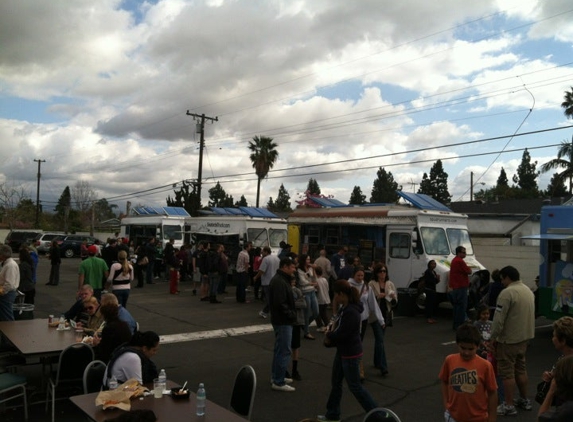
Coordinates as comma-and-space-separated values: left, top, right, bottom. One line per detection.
449, 246, 472, 331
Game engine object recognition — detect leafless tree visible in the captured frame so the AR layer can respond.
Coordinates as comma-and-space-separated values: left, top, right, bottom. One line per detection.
72, 180, 98, 212
0, 181, 31, 228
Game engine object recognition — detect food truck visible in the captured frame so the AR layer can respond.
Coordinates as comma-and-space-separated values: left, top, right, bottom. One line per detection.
522, 199, 573, 319
288, 192, 487, 311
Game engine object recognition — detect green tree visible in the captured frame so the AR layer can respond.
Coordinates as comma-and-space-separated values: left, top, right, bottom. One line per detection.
208, 182, 234, 207
166, 180, 202, 216
497, 167, 509, 189
370, 167, 399, 203
562, 87, 573, 119
306, 178, 321, 195
248, 135, 279, 207
349, 186, 366, 205
54, 186, 79, 232
271, 184, 292, 212
545, 172, 568, 197
417, 159, 451, 204
235, 195, 248, 207
512, 148, 539, 198
540, 137, 573, 195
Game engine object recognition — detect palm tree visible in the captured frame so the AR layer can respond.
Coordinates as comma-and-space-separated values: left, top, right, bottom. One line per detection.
540, 137, 573, 195
563, 87, 573, 119
248, 136, 278, 207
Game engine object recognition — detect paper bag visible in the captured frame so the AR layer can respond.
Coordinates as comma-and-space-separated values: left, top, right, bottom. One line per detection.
95, 378, 148, 411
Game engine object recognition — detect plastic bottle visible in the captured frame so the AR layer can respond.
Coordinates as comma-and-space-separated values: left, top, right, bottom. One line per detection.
109, 375, 118, 390
158, 369, 167, 392
196, 383, 206, 416
57, 314, 65, 330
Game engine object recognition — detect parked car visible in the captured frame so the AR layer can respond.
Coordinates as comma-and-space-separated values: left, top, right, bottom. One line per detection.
56, 235, 101, 258
4, 230, 43, 252
34, 232, 65, 254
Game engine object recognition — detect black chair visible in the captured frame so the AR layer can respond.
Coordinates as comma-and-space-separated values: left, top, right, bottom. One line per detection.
83, 359, 106, 394
229, 365, 256, 421
363, 407, 402, 422
45, 343, 94, 422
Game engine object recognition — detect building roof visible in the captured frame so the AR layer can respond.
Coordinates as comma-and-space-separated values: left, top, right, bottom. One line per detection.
449, 196, 573, 215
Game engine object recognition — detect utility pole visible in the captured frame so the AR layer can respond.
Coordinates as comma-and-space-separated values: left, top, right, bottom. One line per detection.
186, 111, 218, 202
34, 159, 46, 228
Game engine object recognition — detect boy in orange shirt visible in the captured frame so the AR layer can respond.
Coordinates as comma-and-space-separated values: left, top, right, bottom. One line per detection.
439, 323, 498, 422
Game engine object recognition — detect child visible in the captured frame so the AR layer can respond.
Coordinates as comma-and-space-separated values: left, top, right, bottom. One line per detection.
439, 323, 497, 422
314, 267, 331, 332
474, 305, 492, 359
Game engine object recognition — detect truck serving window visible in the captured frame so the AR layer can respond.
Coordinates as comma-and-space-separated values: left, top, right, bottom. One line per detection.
389, 233, 410, 259
269, 229, 287, 248
247, 228, 268, 248
420, 227, 450, 255
446, 228, 473, 255
163, 225, 183, 240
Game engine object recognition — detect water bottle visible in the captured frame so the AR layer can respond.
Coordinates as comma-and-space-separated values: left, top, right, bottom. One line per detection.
109, 375, 118, 390
57, 314, 65, 330
158, 369, 167, 392
196, 383, 206, 416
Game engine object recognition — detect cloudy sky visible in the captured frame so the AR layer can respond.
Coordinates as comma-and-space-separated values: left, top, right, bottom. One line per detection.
1, 0, 572, 214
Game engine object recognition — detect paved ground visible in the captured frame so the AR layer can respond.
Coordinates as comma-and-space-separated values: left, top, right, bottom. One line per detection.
1, 256, 554, 422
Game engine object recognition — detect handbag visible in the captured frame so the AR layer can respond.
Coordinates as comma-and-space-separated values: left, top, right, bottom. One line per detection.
535, 380, 551, 404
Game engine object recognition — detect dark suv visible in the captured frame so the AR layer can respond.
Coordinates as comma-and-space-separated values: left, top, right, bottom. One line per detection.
56, 235, 100, 258
4, 230, 43, 252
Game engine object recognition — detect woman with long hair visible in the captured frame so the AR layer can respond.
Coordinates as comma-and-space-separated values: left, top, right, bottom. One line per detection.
92, 295, 132, 363
369, 264, 397, 376
297, 254, 320, 340
348, 266, 385, 380
18, 247, 36, 304
318, 280, 378, 421
107, 250, 134, 307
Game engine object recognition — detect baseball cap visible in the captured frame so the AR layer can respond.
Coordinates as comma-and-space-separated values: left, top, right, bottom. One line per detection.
88, 245, 98, 255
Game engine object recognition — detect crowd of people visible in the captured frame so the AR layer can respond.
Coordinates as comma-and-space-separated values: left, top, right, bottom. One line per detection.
2, 234, 573, 421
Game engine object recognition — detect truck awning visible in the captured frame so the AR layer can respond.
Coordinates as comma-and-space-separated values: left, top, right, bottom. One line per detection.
521, 234, 573, 240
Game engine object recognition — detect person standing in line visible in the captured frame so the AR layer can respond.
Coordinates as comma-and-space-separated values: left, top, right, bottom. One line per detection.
424, 260, 440, 324
317, 280, 379, 421
106, 250, 133, 308
78, 245, 109, 301
198, 242, 210, 301
252, 247, 262, 300
315, 248, 337, 299
449, 246, 472, 331
315, 267, 331, 332
439, 323, 498, 422
191, 241, 205, 296
18, 247, 36, 305
207, 244, 222, 303
297, 254, 320, 339
144, 237, 157, 285
269, 258, 297, 392
46, 240, 61, 286
330, 246, 347, 278
369, 264, 397, 377
0, 245, 19, 321
236, 242, 252, 303
254, 246, 280, 319
217, 244, 229, 295
490, 265, 535, 417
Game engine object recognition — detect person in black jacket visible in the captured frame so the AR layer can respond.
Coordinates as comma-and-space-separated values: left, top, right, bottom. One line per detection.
318, 280, 378, 421
268, 258, 297, 392
46, 240, 61, 286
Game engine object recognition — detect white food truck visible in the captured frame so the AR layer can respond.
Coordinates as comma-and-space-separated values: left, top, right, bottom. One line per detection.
287, 192, 487, 311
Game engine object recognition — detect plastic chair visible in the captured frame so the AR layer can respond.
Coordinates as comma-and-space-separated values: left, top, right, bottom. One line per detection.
229, 365, 256, 421
45, 343, 94, 422
363, 407, 402, 422
83, 360, 106, 394
0, 372, 28, 421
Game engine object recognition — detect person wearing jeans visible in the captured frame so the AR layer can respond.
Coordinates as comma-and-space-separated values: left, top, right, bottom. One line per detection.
449, 246, 471, 331
236, 242, 252, 303
319, 280, 378, 421
268, 258, 297, 392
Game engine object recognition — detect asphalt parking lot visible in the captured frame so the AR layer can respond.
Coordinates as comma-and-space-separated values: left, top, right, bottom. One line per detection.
2, 256, 554, 422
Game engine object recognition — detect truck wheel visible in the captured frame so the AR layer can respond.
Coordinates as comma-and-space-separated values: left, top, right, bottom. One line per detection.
64, 248, 74, 258
408, 281, 426, 310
